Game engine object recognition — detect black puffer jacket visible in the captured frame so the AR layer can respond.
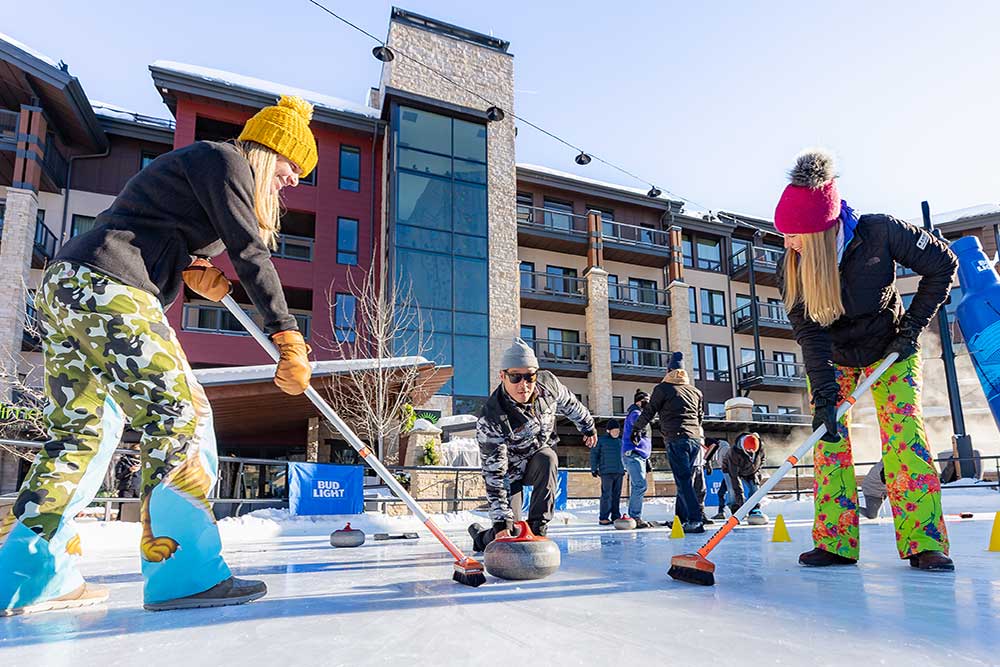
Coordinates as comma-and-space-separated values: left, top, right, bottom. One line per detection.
783, 214, 957, 396
632, 380, 704, 440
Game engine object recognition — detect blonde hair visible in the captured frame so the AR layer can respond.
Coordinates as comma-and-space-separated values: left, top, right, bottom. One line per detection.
234, 140, 282, 249
782, 225, 844, 327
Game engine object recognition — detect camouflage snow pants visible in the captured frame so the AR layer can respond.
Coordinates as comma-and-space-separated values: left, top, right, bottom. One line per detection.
0, 262, 231, 610
812, 353, 949, 560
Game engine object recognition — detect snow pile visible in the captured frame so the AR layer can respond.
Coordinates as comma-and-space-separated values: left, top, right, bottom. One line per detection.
90, 100, 175, 130
437, 436, 480, 466
0, 31, 60, 69
151, 60, 380, 119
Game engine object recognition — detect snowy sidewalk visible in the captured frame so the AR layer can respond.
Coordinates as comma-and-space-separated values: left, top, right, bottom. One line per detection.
0, 489, 998, 666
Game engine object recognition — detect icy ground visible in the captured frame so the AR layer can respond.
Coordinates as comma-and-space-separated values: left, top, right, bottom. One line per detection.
1, 487, 999, 666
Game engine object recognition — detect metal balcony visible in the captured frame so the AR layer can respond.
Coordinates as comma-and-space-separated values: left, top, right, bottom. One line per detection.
608, 283, 671, 323
516, 205, 589, 255
732, 301, 794, 339
737, 359, 807, 392
610, 346, 672, 382
730, 245, 784, 287
520, 270, 587, 314
524, 338, 591, 377
601, 219, 672, 268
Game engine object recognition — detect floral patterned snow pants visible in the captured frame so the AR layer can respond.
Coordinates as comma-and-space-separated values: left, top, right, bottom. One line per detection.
813, 353, 949, 560
0, 262, 230, 611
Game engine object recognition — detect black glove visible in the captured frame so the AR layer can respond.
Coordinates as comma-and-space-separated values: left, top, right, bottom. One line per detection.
883, 319, 920, 362
811, 387, 841, 443
492, 519, 515, 537
591, 471, 599, 478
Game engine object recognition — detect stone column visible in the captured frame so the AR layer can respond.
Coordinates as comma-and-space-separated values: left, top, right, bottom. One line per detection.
667, 280, 693, 366
0, 188, 39, 401
585, 267, 612, 415
306, 417, 320, 462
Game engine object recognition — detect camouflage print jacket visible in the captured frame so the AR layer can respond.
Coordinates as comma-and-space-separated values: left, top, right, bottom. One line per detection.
477, 371, 595, 521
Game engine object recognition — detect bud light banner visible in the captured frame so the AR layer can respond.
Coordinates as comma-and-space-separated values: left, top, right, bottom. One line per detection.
288, 462, 364, 516
520, 470, 568, 515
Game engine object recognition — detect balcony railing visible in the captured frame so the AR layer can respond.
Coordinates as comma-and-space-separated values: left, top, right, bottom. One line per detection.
524, 338, 591, 365
22, 299, 41, 351
737, 359, 807, 388
520, 270, 586, 298
183, 303, 311, 340
272, 234, 314, 261
609, 283, 670, 309
610, 346, 672, 372
33, 218, 58, 260
703, 410, 811, 425
42, 139, 69, 189
732, 301, 790, 328
730, 245, 784, 273
601, 219, 670, 249
0, 109, 17, 139
516, 205, 588, 235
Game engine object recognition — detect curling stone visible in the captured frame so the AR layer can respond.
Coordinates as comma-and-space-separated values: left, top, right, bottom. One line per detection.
614, 517, 637, 530
746, 512, 769, 526
483, 521, 560, 581
330, 522, 365, 548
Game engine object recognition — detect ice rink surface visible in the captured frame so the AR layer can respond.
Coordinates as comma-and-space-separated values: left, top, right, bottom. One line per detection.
1, 492, 998, 666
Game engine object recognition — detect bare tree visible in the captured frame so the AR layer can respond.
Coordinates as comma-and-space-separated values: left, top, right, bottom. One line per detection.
0, 284, 47, 463
319, 261, 435, 464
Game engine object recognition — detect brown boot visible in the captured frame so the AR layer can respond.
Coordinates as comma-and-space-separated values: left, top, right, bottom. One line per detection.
908, 551, 954, 571
798, 548, 857, 567
1, 583, 109, 617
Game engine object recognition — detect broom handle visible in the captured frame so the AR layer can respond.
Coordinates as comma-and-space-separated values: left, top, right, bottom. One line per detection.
220, 295, 471, 564
698, 352, 899, 557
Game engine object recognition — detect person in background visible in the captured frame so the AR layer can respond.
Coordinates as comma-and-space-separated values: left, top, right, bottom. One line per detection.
631, 352, 706, 534
621, 390, 653, 528
722, 433, 768, 525
705, 438, 731, 520
860, 460, 887, 520
592, 420, 625, 525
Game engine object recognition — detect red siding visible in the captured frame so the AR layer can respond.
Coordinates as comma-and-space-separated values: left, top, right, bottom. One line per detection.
165, 94, 383, 367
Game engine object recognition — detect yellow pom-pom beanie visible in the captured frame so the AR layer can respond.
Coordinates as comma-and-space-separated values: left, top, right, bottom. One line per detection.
239, 95, 318, 178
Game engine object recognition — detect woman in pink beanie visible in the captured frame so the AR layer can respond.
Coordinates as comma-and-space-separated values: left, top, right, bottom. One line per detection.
776, 149, 957, 571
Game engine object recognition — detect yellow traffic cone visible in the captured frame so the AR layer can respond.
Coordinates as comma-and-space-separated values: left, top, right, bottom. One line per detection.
670, 516, 685, 539
989, 511, 1000, 553
771, 514, 792, 543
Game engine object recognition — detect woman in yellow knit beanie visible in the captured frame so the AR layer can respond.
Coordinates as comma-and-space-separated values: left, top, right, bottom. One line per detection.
0, 95, 319, 616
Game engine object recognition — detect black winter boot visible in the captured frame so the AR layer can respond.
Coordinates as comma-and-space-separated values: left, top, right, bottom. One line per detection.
909, 551, 954, 571
798, 548, 857, 567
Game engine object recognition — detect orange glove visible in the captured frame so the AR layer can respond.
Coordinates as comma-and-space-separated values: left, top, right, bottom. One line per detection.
272, 330, 312, 395
182, 258, 231, 301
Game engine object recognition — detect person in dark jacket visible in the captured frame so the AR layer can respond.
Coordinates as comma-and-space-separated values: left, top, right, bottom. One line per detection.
468, 338, 596, 551
704, 438, 731, 520
591, 419, 625, 525
631, 352, 706, 533
621, 390, 653, 528
776, 149, 956, 571
0, 96, 318, 617
721, 433, 767, 524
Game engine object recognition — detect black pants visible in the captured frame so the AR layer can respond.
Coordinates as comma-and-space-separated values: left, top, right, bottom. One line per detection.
599, 473, 624, 521
476, 448, 558, 550
667, 437, 702, 525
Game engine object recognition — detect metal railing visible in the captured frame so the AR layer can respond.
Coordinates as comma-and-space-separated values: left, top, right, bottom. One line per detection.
737, 358, 807, 386
42, 139, 69, 189
704, 410, 811, 425
523, 337, 591, 365
182, 303, 311, 339
272, 234, 314, 261
33, 218, 58, 260
601, 219, 670, 249
608, 283, 670, 309
519, 270, 586, 297
731, 245, 784, 273
732, 301, 790, 328
516, 204, 588, 234
610, 346, 672, 371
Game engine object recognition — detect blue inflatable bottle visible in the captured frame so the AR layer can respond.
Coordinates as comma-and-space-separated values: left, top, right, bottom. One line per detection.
952, 235, 1000, 432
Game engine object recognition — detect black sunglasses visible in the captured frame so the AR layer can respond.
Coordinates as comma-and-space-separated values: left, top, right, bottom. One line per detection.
504, 371, 538, 384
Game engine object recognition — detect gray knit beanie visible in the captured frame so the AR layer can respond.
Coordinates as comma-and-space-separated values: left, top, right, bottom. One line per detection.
501, 337, 539, 370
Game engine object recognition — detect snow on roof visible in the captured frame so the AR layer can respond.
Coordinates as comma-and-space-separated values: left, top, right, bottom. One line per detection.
91, 100, 175, 130
0, 31, 59, 69
906, 203, 1000, 227
152, 60, 380, 120
194, 356, 433, 386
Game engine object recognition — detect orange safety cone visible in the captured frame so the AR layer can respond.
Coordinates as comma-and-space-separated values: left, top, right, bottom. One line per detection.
670, 516, 686, 539
771, 514, 792, 543
989, 511, 1000, 553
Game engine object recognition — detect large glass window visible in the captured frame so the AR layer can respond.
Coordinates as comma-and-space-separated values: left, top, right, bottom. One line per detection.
543, 198, 574, 231
546, 328, 580, 361
689, 286, 697, 323
392, 105, 489, 399
697, 237, 722, 271
682, 233, 693, 268
610, 333, 622, 363
516, 192, 534, 223
520, 324, 536, 341
545, 265, 578, 294
701, 289, 726, 326
334, 294, 356, 342
704, 344, 730, 382
339, 145, 360, 191
520, 261, 535, 290
691, 342, 702, 380
70, 214, 97, 238
337, 218, 358, 265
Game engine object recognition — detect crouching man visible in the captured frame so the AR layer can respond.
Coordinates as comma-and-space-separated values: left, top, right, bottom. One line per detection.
469, 338, 597, 551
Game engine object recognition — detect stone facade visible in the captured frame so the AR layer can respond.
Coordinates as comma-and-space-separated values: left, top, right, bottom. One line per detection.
0, 188, 38, 402
585, 267, 613, 414
667, 280, 693, 369
382, 18, 519, 393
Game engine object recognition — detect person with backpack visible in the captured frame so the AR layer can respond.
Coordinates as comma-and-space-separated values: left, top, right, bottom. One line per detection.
621, 390, 653, 528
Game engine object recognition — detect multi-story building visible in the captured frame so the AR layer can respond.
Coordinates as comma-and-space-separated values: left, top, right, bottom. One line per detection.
2, 10, 997, 486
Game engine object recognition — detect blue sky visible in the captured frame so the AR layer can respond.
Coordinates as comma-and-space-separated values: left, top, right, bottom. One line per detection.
12, 1, 1000, 220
